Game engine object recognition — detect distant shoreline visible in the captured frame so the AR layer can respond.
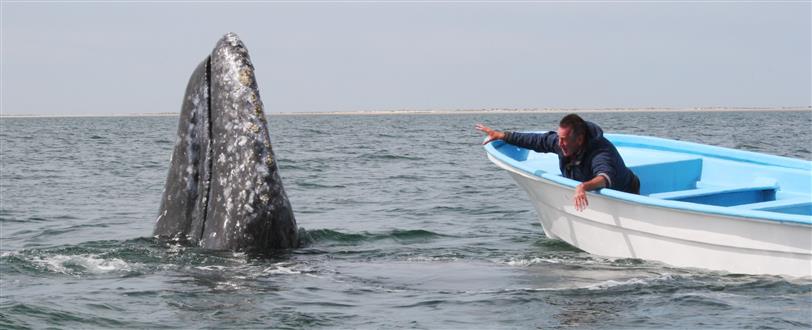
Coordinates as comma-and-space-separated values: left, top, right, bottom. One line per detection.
2, 107, 809, 118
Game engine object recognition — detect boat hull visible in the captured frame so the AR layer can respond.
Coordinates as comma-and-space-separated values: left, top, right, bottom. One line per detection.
489, 154, 812, 277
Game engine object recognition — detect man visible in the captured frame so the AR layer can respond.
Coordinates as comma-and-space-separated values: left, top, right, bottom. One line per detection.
476, 114, 640, 211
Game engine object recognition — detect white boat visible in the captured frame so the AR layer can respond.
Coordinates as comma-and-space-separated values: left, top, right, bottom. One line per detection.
485, 134, 812, 277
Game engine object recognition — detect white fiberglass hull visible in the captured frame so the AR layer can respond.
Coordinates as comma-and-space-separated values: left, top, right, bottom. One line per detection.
489, 155, 812, 277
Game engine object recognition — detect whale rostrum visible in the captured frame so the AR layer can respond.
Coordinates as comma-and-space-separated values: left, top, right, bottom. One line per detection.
154, 33, 298, 250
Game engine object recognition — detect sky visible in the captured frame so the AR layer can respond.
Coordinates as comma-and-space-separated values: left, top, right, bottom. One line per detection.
1, 1, 810, 115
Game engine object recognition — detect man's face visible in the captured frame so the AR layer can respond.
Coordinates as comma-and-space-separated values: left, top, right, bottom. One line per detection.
558, 125, 583, 158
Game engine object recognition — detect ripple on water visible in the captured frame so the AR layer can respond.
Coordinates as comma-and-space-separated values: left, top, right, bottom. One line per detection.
0, 303, 147, 329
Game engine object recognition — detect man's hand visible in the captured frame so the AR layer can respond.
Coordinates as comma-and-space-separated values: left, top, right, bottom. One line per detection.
573, 175, 608, 211
475, 123, 506, 145
574, 184, 588, 211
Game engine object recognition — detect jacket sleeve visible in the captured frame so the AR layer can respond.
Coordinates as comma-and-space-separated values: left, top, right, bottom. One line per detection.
590, 150, 617, 188
504, 131, 558, 153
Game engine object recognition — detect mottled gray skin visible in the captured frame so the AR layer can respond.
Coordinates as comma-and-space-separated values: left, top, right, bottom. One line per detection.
155, 33, 298, 251
154, 59, 211, 241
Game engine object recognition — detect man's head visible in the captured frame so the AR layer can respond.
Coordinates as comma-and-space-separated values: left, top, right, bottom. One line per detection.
557, 114, 588, 158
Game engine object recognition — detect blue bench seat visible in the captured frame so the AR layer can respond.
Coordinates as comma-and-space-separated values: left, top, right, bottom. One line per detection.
649, 184, 778, 207
733, 197, 812, 216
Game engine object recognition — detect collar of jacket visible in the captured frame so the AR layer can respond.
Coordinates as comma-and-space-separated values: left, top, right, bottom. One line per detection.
565, 147, 586, 170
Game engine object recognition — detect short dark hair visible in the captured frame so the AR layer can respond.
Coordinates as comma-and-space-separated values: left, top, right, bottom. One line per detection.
559, 113, 588, 140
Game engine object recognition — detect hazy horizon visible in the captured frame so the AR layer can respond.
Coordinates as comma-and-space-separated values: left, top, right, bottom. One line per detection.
2, 2, 810, 116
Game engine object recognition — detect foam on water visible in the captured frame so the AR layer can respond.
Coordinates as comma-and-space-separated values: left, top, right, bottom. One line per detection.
31, 254, 134, 275
583, 273, 676, 290
263, 265, 302, 275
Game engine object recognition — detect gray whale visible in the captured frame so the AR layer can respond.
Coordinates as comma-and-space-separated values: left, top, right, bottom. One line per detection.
154, 33, 298, 250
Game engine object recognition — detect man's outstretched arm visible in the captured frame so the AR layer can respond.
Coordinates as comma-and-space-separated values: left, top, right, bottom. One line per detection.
475, 123, 557, 153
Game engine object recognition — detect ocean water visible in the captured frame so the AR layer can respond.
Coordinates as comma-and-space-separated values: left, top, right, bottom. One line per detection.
1, 111, 810, 329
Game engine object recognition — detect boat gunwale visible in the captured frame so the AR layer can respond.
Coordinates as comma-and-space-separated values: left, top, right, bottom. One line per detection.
484, 134, 812, 226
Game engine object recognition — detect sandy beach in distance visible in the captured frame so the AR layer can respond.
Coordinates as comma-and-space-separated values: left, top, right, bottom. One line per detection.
1, 107, 809, 118
272, 106, 812, 116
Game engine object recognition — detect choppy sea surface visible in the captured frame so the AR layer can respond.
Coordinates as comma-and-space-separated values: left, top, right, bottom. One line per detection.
1, 111, 811, 329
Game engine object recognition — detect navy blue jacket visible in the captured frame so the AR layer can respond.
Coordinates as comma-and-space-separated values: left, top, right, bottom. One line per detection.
504, 122, 637, 194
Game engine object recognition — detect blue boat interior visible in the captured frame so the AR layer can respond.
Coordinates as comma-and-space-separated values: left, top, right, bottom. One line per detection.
485, 134, 812, 224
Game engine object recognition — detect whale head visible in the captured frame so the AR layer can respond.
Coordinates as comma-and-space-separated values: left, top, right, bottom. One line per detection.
154, 33, 298, 251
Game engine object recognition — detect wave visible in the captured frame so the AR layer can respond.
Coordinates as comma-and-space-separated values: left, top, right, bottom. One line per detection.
278, 163, 319, 171
301, 228, 447, 246
0, 302, 145, 329
357, 153, 424, 161
262, 263, 303, 275
386, 174, 425, 181
0, 238, 154, 277
669, 293, 733, 309
0, 237, 316, 280
501, 255, 604, 267
28, 221, 118, 239
534, 271, 812, 298
35, 254, 134, 275
404, 255, 460, 262
499, 254, 656, 271
532, 238, 584, 252
0, 211, 82, 224
582, 275, 675, 291
1, 250, 140, 277
294, 181, 346, 189
297, 128, 327, 135
1, 216, 46, 223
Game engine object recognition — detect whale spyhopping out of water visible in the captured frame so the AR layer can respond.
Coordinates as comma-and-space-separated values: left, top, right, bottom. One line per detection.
154, 33, 298, 251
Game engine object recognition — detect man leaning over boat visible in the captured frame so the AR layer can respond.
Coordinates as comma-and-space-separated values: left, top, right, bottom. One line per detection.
476, 114, 640, 211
